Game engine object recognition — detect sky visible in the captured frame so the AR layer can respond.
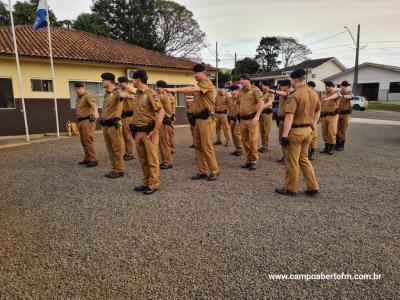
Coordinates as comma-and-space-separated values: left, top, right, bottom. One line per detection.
48, 0, 400, 69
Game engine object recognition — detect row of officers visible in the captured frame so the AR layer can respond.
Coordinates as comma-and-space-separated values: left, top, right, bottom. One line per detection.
75, 64, 353, 196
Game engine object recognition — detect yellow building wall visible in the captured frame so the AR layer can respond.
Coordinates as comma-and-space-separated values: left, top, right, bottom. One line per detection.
0, 57, 196, 99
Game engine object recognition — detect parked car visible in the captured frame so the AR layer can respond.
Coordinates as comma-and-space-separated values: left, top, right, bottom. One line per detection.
351, 96, 368, 111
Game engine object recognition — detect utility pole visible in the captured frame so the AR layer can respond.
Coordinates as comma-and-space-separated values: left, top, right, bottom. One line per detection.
353, 24, 361, 95
215, 41, 219, 88
234, 52, 237, 70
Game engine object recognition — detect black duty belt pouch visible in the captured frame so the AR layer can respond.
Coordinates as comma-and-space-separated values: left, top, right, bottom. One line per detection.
129, 123, 155, 138
228, 116, 238, 122
121, 111, 134, 118
194, 108, 211, 120
187, 113, 196, 127
262, 108, 273, 114
162, 116, 172, 125
100, 118, 120, 128
240, 112, 257, 120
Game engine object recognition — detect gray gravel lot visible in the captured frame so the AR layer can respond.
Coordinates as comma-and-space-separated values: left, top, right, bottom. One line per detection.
1, 114, 400, 299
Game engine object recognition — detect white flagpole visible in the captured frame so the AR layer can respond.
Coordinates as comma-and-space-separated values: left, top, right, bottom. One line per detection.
8, 0, 30, 142
45, 0, 60, 137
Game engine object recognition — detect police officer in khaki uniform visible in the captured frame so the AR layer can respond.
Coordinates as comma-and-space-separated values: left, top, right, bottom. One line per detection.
130, 70, 165, 195
227, 85, 243, 156
266, 80, 292, 163
75, 82, 99, 168
169, 92, 177, 154
275, 69, 321, 196
306, 81, 319, 160
214, 83, 231, 146
336, 81, 353, 151
164, 64, 219, 181
186, 96, 195, 148
320, 81, 340, 155
156, 80, 174, 169
117, 76, 136, 161
237, 73, 264, 171
100, 72, 124, 178
259, 81, 274, 153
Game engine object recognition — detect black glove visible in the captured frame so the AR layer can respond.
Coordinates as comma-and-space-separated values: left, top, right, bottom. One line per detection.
282, 137, 289, 148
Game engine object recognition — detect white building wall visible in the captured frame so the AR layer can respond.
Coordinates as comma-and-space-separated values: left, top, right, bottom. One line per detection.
312, 61, 344, 91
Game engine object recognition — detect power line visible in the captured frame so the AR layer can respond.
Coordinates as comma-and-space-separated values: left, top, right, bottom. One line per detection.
306, 31, 346, 46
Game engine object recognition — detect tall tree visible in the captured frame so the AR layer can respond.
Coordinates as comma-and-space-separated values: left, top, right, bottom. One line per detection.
72, 13, 109, 37
255, 36, 281, 72
155, 0, 206, 57
92, 0, 161, 51
278, 37, 311, 67
0, 1, 10, 26
11, 0, 59, 26
233, 57, 260, 75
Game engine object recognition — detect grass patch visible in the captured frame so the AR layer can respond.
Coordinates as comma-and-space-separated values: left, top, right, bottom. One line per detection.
368, 101, 400, 112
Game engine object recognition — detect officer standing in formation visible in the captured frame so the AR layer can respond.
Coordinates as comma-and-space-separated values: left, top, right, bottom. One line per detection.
214, 83, 231, 146
100, 72, 125, 178
275, 69, 321, 196
156, 80, 174, 169
227, 85, 243, 156
320, 81, 340, 155
117, 76, 136, 161
306, 80, 318, 160
74, 82, 99, 168
185, 95, 195, 148
130, 70, 165, 195
164, 64, 219, 181
259, 81, 274, 153
169, 90, 177, 154
336, 81, 353, 151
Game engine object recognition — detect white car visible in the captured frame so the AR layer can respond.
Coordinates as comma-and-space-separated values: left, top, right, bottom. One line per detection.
351, 96, 368, 111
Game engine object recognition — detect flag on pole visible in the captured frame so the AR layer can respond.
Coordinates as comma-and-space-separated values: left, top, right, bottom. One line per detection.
33, 0, 47, 32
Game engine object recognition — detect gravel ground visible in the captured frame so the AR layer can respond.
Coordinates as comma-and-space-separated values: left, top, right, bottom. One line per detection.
1, 117, 399, 299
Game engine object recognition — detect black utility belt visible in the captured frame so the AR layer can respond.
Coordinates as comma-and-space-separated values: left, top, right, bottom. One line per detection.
99, 117, 120, 128
193, 109, 211, 120
216, 110, 228, 114
129, 123, 155, 137
121, 110, 134, 118
162, 116, 173, 125
339, 110, 352, 115
77, 114, 95, 122
262, 108, 273, 114
240, 112, 257, 120
321, 110, 339, 117
291, 124, 311, 128
228, 116, 238, 122
277, 116, 285, 121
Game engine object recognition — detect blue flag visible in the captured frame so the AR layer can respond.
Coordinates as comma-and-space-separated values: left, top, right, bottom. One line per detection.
33, 0, 47, 32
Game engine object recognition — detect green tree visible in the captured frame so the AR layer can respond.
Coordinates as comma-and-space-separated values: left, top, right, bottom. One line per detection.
72, 13, 109, 37
255, 36, 281, 72
217, 71, 232, 85
92, 0, 161, 51
155, 0, 206, 57
233, 57, 260, 75
0, 1, 10, 26
12, 0, 59, 26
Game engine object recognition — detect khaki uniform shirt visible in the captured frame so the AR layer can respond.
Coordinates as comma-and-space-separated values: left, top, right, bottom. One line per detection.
215, 91, 229, 112
169, 94, 176, 115
227, 95, 239, 117
285, 85, 321, 125
131, 87, 162, 127
102, 89, 122, 120
262, 92, 274, 105
157, 90, 173, 118
122, 87, 136, 112
193, 79, 216, 114
76, 92, 96, 118
339, 92, 352, 111
278, 92, 291, 118
237, 85, 263, 116
321, 90, 340, 113
186, 99, 195, 114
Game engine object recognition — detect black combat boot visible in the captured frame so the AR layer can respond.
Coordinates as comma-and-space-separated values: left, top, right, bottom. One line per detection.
320, 143, 329, 154
334, 139, 341, 151
327, 144, 335, 155
308, 148, 316, 161
336, 140, 345, 151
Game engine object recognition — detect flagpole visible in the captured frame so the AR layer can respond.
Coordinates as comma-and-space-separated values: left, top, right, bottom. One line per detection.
45, 0, 60, 137
8, 0, 30, 142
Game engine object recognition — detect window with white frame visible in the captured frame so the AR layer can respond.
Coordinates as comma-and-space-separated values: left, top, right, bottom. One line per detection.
69, 81, 104, 108
0, 77, 15, 108
31, 78, 53, 92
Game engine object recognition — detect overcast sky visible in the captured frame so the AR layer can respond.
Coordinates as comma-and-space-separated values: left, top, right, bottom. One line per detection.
49, 0, 400, 69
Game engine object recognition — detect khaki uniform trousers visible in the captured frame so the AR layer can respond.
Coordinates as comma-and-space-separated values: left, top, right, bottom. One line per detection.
78, 119, 97, 162
278, 121, 285, 156
321, 114, 339, 144
310, 126, 318, 149
159, 124, 173, 166
103, 124, 124, 172
194, 118, 219, 175
229, 120, 243, 151
337, 114, 350, 142
240, 120, 259, 164
190, 125, 195, 145
170, 122, 175, 153
215, 113, 231, 143
285, 127, 319, 192
122, 117, 135, 155
135, 131, 160, 189
260, 112, 273, 148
